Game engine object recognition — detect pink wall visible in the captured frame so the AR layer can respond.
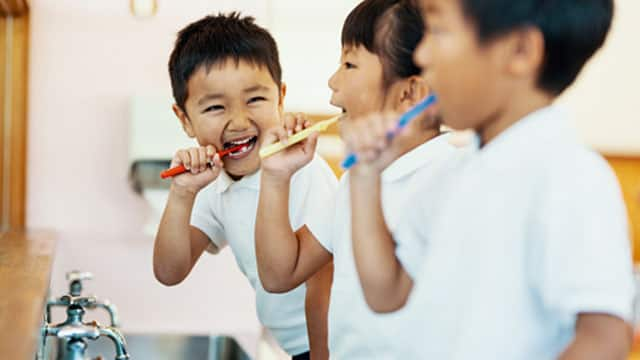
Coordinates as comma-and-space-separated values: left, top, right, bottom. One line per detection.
27, 0, 269, 336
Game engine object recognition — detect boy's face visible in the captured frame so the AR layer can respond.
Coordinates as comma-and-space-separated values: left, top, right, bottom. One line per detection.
175, 59, 284, 178
328, 46, 388, 122
414, 0, 510, 131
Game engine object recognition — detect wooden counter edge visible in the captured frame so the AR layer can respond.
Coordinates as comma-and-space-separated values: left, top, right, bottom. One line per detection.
0, 230, 57, 359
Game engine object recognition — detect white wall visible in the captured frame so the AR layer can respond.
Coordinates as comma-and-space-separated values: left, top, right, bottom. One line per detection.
558, 0, 640, 155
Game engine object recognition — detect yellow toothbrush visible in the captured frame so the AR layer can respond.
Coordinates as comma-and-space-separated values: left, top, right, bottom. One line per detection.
259, 115, 342, 158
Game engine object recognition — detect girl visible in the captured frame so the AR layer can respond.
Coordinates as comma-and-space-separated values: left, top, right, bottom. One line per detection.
255, 0, 456, 357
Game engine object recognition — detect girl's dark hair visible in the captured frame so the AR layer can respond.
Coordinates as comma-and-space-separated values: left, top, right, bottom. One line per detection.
342, 0, 424, 88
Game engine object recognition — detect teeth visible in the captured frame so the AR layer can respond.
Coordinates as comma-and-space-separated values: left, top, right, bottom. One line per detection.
230, 137, 254, 145
230, 142, 254, 156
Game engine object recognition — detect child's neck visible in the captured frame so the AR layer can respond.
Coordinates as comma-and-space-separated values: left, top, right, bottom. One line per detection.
393, 126, 441, 159
477, 89, 553, 147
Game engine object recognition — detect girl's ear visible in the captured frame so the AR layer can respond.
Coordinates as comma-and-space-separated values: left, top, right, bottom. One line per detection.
398, 75, 428, 111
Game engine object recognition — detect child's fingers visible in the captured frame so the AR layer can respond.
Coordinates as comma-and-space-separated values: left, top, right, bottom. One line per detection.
198, 147, 208, 172
283, 113, 296, 135
176, 149, 190, 170
303, 131, 319, 155
212, 154, 224, 169
188, 148, 202, 174
377, 112, 398, 149
208, 154, 223, 175
263, 127, 288, 146
205, 145, 216, 164
358, 121, 378, 152
273, 127, 289, 144
294, 113, 306, 133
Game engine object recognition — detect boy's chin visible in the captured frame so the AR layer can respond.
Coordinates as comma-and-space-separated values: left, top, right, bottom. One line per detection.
224, 156, 261, 179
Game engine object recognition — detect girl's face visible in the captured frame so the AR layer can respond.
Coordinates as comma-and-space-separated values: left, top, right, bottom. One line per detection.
329, 46, 392, 123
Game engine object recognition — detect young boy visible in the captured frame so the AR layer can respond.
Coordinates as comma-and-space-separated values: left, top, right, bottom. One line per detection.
346, 0, 635, 358
255, 1, 457, 358
152, 13, 337, 359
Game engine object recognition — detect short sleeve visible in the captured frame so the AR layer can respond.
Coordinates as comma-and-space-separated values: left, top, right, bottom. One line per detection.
530, 153, 635, 325
393, 194, 430, 279
393, 156, 457, 280
190, 184, 227, 253
289, 155, 339, 254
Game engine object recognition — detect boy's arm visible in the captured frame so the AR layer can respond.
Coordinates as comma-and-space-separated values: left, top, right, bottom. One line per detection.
256, 175, 332, 293
153, 146, 223, 286
255, 114, 332, 293
305, 261, 334, 360
350, 172, 413, 313
559, 313, 632, 360
536, 156, 636, 360
343, 113, 415, 313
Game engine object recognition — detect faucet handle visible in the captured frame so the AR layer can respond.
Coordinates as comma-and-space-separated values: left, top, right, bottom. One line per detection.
59, 294, 98, 308
56, 323, 100, 340
66, 270, 93, 296
66, 270, 94, 282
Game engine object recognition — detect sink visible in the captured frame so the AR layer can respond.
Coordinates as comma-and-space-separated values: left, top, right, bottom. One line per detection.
42, 334, 252, 360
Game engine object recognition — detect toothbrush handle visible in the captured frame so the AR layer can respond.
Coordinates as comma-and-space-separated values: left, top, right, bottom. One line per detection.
160, 144, 244, 179
341, 94, 437, 170
341, 154, 358, 169
160, 165, 188, 179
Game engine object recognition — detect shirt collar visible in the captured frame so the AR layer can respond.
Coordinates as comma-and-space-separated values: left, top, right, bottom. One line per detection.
382, 133, 453, 183
470, 104, 572, 159
213, 169, 261, 194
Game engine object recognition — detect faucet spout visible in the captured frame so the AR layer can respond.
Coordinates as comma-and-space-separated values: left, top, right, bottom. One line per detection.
99, 326, 130, 360
91, 301, 120, 327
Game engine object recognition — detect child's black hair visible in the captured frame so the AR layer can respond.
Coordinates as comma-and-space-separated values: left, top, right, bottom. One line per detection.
342, 0, 424, 87
460, 0, 614, 95
169, 12, 282, 111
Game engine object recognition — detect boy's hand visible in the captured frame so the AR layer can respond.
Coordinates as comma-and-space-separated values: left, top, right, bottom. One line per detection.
342, 112, 403, 177
261, 113, 319, 181
171, 145, 224, 195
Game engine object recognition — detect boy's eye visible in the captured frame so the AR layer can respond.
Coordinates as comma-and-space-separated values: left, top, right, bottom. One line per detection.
248, 96, 267, 104
203, 105, 224, 113
344, 62, 357, 70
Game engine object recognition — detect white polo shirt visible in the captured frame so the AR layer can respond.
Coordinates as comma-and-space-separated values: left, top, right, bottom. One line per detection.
190, 155, 338, 356
398, 105, 635, 359
315, 134, 457, 359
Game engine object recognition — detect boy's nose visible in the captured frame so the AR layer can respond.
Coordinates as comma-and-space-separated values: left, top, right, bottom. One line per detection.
227, 112, 252, 131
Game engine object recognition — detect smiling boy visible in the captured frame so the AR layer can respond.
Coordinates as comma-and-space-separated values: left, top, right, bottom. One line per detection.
152, 13, 337, 359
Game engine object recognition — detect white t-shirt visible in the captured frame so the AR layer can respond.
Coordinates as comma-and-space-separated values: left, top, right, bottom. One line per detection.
191, 155, 338, 356
315, 134, 457, 359
397, 105, 635, 359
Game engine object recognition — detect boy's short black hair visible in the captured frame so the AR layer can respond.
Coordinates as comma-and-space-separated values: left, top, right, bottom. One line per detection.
169, 12, 282, 111
460, 0, 614, 95
342, 0, 424, 87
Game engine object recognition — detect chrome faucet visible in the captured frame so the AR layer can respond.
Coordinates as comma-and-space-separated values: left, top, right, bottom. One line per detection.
40, 295, 130, 360
46, 271, 120, 327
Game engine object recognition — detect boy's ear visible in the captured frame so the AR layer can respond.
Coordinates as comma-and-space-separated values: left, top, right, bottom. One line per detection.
172, 104, 196, 138
278, 82, 287, 113
399, 76, 428, 110
507, 27, 545, 80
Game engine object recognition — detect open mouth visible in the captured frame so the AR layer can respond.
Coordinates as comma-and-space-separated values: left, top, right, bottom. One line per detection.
222, 136, 258, 159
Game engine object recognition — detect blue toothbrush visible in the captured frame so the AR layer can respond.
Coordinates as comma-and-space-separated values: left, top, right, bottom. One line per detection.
341, 94, 438, 169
